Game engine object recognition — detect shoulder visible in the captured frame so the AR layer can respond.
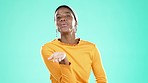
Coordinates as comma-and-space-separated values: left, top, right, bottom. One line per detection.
80, 39, 96, 48
42, 39, 57, 48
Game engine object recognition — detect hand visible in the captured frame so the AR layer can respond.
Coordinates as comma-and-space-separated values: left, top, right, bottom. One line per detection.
48, 52, 69, 65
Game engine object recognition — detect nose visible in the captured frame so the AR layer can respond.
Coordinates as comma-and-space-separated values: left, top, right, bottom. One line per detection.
60, 17, 66, 22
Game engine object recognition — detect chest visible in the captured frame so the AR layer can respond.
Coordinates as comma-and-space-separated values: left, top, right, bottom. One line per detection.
55, 46, 93, 73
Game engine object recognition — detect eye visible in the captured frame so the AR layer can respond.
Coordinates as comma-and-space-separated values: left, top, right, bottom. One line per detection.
66, 15, 71, 18
56, 16, 61, 20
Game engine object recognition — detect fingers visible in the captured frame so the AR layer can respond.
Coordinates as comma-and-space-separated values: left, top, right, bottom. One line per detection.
61, 53, 66, 60
48, 54, 54, 60
53, 59, 58, 63
48, 52, 66, 63
53, 58, 62, 62
58, 58, 62, 62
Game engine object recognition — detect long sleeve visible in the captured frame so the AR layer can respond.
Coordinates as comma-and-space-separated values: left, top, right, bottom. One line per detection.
41, 44, 76, 83
91, 45, 107, 83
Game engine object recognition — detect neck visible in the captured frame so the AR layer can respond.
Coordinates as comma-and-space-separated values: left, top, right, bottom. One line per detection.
60, 32, 77, 44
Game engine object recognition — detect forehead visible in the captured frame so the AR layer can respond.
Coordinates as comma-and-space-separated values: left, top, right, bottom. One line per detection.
56, 7, 72, 15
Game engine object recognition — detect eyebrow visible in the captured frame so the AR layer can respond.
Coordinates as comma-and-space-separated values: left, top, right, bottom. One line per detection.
56, 12, 71, 16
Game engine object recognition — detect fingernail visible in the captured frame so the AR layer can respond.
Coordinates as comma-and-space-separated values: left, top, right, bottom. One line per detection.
59, 59, 61, 62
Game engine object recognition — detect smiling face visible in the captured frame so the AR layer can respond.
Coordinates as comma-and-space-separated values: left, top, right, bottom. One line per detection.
55, 7, 77, 34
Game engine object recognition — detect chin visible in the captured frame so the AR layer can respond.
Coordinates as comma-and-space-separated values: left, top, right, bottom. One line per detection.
60, 31, 70, 34
60, 29, 72, 34
59, 27, 70, 32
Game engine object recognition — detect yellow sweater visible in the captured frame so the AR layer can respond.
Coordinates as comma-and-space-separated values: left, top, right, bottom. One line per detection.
41, 39, 107, 83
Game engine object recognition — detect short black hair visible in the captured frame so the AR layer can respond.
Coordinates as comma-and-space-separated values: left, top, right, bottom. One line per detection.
55, 5, 77, 23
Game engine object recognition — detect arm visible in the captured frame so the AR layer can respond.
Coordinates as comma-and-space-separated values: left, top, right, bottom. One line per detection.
91, 45, 107, 83
41, 45, 76, 83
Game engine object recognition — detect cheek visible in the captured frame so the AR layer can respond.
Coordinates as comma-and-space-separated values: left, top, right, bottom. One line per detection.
56, 21, 60, 26
55, 21, 60, 30
71, 20, 76, 27
68, 19, 74, 24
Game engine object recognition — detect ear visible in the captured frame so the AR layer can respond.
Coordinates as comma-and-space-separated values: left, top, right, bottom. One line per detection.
74, 21, 78, 28
74, 22, 77, 33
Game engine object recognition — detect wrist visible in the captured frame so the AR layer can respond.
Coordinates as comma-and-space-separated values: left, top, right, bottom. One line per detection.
59, 58, 69, 65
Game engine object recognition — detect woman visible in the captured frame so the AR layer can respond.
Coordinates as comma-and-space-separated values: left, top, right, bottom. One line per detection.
41, 5, 107, 83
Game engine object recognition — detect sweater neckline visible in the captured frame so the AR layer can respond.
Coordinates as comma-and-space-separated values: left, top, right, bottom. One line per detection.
55, 38, 81, 46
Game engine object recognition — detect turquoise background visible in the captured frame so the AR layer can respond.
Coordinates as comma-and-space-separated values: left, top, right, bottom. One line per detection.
0, 0, 148, 83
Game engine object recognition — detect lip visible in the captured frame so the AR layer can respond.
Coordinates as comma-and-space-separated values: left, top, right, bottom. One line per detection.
60, 23, 68, 27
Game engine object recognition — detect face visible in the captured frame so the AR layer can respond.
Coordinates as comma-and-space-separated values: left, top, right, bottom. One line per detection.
55, 7, 77, 34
